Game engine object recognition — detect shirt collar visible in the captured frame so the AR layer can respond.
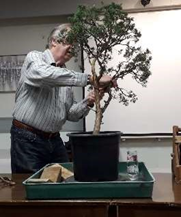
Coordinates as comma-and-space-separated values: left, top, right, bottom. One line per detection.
43, 49, 67, 68
43, 49, 56, 65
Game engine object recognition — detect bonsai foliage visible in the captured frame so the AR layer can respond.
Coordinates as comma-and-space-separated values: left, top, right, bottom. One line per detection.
67, 3, 152, 134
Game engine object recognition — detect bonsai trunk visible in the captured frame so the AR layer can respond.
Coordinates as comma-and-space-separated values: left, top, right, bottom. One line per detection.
93, 87, 102, 134
90, 59, 103, 134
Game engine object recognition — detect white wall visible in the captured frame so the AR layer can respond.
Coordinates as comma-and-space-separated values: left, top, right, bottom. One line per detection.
119, 137, 172, 173
86, 9, 181, 134
0, 134, 11, 173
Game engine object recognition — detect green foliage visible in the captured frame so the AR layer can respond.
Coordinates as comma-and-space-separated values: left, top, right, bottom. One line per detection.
67, 2, 152, 107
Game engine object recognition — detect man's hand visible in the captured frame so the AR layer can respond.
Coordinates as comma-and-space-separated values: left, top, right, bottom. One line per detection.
99, 75, 118, 89
99, 75, 112, 87
86, 91, 95, 107
88, 75, 118, 89
86, 90, 105, 107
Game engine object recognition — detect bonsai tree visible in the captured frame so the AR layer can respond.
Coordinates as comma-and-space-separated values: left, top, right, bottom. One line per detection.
66, 3, 152, 134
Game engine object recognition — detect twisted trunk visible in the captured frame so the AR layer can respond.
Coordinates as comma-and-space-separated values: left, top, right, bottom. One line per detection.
90, 59, 102, 134
93, 87, 102, 134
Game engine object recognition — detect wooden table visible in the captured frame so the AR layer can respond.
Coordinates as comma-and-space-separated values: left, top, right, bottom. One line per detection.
113, 173, 181, 217
0, 173, 181, 217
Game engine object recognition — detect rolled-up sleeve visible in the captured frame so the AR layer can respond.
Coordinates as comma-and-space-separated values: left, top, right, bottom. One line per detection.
67, 98, 90, 122
65, 88, 90, 121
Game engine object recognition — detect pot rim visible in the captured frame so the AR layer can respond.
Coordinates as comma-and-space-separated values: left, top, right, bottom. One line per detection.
67, 131, 122, 137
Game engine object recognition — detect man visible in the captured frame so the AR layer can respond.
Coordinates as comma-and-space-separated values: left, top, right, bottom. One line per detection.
10, 23, 114, 173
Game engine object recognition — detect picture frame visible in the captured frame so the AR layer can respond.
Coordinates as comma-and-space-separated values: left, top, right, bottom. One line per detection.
0, 54, 26, 93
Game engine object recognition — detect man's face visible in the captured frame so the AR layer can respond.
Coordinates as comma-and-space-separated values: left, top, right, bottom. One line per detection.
54, 41, 73, 66
50, 33, 74, 66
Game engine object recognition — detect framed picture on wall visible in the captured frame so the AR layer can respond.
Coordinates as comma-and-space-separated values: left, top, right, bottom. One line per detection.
0, 54, 26, 93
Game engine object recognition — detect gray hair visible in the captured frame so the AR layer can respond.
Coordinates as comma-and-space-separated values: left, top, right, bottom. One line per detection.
46, 23, 71, 49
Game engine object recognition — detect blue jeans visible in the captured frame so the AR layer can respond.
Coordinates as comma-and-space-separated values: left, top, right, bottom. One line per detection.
10, 125, 69, 173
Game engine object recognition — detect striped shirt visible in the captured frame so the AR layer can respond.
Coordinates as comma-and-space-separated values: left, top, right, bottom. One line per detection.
13, 49, 90, 132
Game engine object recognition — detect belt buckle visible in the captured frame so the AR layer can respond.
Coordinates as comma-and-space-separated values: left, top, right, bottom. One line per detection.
48, 133, 54, 139
47, 132, 57, 139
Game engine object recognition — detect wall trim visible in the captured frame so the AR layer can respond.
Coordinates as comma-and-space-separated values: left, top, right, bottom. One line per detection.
1, 4, 181, 26
126, 4, 181, 14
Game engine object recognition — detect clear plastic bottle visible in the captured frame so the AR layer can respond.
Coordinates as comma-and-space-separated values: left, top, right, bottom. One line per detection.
127, 150, 139, 181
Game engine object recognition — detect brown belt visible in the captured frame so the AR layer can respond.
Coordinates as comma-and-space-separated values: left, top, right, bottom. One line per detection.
13, 119, 59, 139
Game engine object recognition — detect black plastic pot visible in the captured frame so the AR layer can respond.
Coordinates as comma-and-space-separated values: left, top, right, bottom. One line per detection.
67, 131, 121, 182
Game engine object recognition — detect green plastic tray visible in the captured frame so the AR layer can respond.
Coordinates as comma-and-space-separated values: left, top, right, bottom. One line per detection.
23, 162, 155, 199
